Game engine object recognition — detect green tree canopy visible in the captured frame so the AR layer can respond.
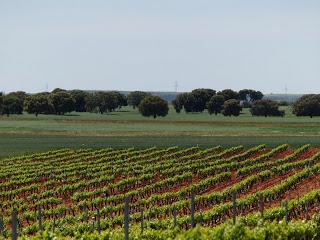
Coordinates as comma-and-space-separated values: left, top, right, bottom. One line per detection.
172, 89, 215, 113
293, 94, 320, 118
52, 88, 67, 93
138, 96, 169, 118
239, 89, 263, 102
0, 93, 4, 114
172, 93, 188, 113
1, 95, 24, 116
84, 93, 98, 113
127, 91, 151, 109
222, 99, 242, 116
109, 91, 127, 109
189, 88, 216, 112
218, 89, 240, 101
70, 90, 88, 112
250, 99, 284, 117
24, 93, 54, 116
95, 92, 119, 114
207, 95, 225, 115
183, 93, 197, 113
49, 91, 75, 115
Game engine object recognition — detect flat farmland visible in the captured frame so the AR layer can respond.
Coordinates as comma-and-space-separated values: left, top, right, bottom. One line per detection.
2, 106, 320, 157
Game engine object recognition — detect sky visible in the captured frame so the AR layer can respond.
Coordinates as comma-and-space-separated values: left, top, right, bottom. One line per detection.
0, 0, 319, 94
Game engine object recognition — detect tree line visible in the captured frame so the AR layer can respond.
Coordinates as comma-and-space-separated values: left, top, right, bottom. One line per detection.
0, 89, 168, 118
172, 88, 285, 117
1, 88, 320, 118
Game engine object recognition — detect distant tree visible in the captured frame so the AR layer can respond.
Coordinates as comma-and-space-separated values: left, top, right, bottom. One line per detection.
183, 93, 197, 113
127, 91, 151, 109
0, 93, 3, 114
5, 91, 26, 114
138, 96, 169, 118
172, 89, 216, 113
7, 91, 28, 103
85, 93, 98, 112
49, 92, 75, 115
95, 92, 118, 114
172, 93, 188, 113
109, 91, 127, 109
24, 93, 54, 116
218, 89, 240, 101
70, 90, 88, 112
222, 99, 242, 117
1, 95, 24, 116
207, 95, 225, 115
189, 89, 216, 112
293, 94, 320, 118
250, 99, 284, 117
239, 89, 263, 103
250, 91, 264, 102
52, 88, 67, 93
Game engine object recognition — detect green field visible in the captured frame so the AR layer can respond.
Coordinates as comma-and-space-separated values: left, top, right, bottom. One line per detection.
1, 106, 320, 157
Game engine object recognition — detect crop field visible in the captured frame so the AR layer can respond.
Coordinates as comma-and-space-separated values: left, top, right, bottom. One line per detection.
1, 145, 320, 239
3, 106, 320, 158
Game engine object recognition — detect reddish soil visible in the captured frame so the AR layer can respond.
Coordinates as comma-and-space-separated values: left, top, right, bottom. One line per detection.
220, 149, 245, 159
271, 148, 294, 161
248, 148, 271, 159
295, 148, 320, 161
8, 147, 320, 228
204, 171, 240, 194
268, 174, 320, 209
241, 170, 301, 198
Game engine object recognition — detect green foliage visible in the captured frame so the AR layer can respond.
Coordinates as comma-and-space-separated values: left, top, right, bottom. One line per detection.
172, 89, 215, 113
222, 99, 242, 116
127, 91, 151, 109
172, 93, 188, 113
1, 145, 320, 239
250, 100, 284, 117
70, 90, 89, 112
189, 89, 216, 112
293, 94, 320, 118
176, 219, 318, 240
82, 91, 126, 114
109, 91, 127, 109
49, 91, 75, 115
84, 93, 99, 113
218, 89, 240, 101
24, 93, 54, 116
1, 94, 24, 116
183, 93, 197, 113
207, 95, 225, 115
138, 96, 169, 118
0, 93, 3, 114
239, 89, 263, 103
51, 88, 67, 94
95, 92, 119, 114
15, 217, 320, 239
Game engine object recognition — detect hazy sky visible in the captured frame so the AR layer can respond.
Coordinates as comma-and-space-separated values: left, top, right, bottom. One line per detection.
1, 0, 319, 94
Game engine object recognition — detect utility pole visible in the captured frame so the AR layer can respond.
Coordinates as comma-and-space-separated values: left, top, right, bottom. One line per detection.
174, 81, 178, 93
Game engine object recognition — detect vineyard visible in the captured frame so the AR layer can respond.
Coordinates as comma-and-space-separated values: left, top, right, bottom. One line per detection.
0, 145, 320, 239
